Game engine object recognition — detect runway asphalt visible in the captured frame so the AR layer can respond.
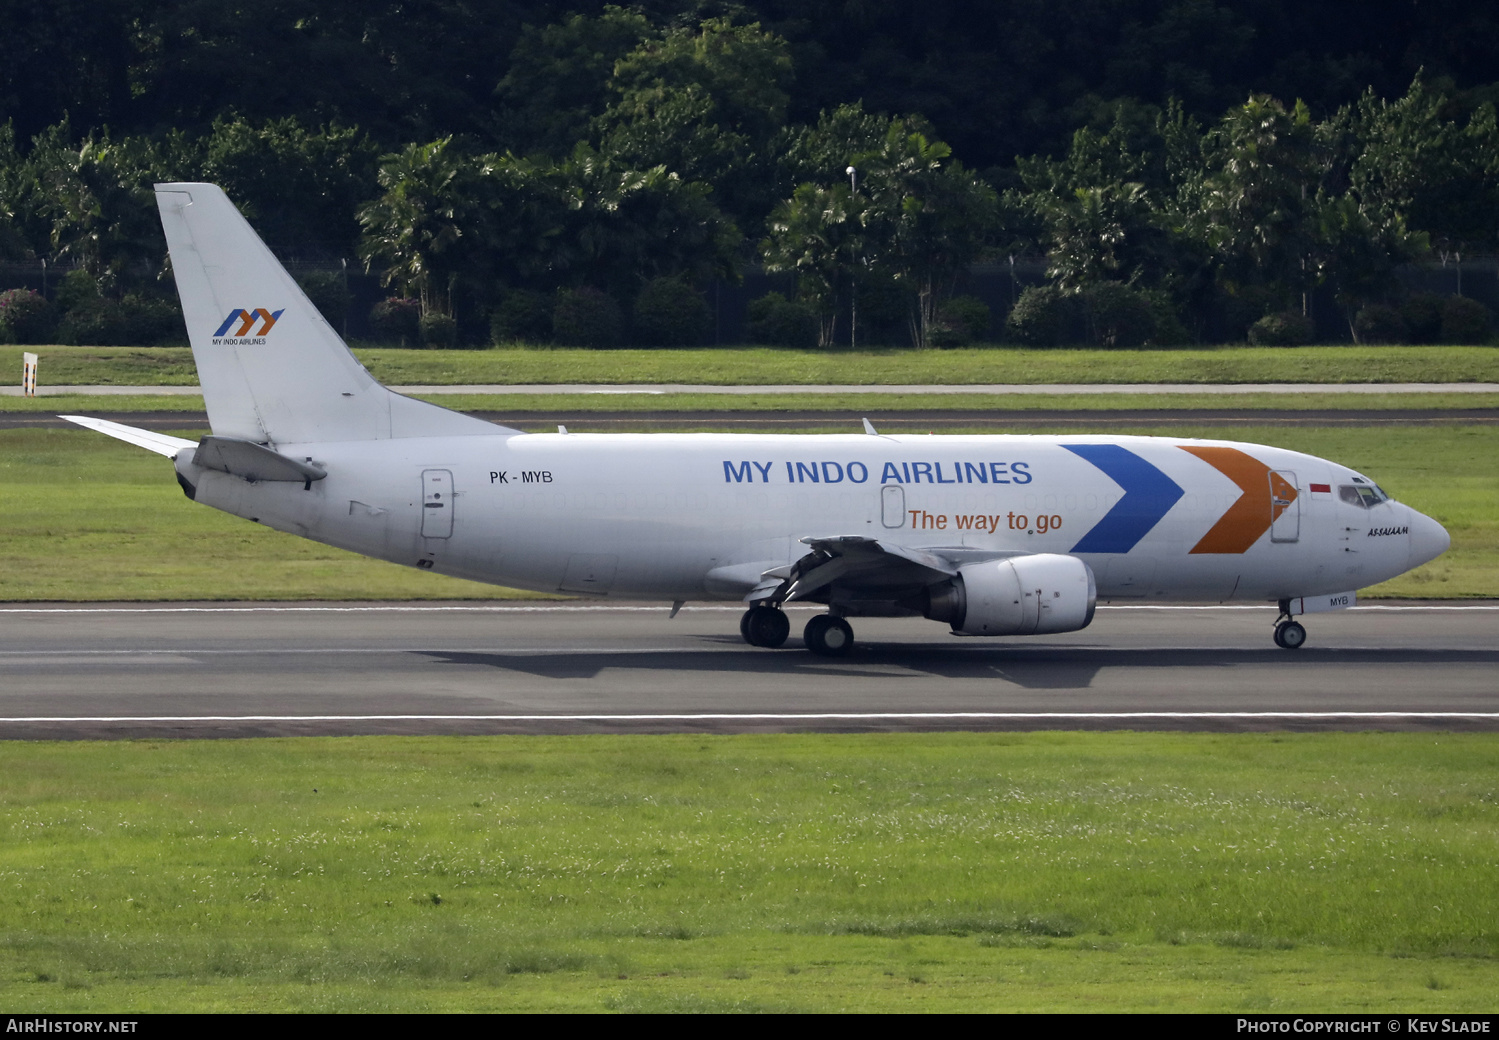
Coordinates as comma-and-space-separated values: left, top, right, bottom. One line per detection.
2, 601, 1495, 738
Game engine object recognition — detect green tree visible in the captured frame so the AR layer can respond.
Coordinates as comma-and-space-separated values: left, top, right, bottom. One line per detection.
597, 17, 794, 235
761, 182, 864, 346
1036, 181, 1154, 291
765, 114, 996, 348
492, 7, 653, 157
551, 145, 741, 298
857, 126, 997, 348
30, 126, 191, 295
1194, 96, 1325, 314
200, 116, 378, 257
0, 123, 37, 261
358, 139, 475, 318
1350, 76, 1499, 266
1015, 103, 1204, 298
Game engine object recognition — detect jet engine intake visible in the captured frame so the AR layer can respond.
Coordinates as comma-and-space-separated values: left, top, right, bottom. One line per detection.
924, 554, 1097, 636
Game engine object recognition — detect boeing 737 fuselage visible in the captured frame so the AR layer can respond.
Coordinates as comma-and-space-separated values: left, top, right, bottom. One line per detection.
65, 184, 1450, 656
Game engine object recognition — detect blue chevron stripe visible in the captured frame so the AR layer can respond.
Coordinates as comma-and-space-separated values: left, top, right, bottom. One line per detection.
1065, 444, 1184, 554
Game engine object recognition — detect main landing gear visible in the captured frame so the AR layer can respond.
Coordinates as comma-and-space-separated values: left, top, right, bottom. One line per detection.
740, 605, 790, 648
738, 606, 855, 657
1273, 600, 1307, 649
802, 614, 854, 658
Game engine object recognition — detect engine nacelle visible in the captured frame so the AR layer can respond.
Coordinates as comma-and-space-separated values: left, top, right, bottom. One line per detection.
925, 554, 1097, 636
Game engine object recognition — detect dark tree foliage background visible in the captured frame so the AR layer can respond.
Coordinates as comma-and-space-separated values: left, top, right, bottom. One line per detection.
2, 0, 1497, 346
8, 1, 1498, 160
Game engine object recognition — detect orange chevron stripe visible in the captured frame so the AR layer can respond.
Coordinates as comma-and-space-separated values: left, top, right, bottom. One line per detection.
253, 308, 279, 335
233, 309, 256, 336
1180, 445, 1296, 554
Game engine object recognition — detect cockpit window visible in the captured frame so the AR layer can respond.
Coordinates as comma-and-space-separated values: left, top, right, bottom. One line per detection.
1339, 484, 1388, 508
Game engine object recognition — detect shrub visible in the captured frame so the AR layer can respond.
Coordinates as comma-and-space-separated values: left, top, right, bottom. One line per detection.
55, 294, 182, 346
1440, 295, 1491, 344
855, 273, 914, 346
370, 298, 421, 346
1083, 282, 1157, 348
418, 312, 458, 348
296, 271, 353, 328
0, 289, 57, 344
746, 292, 818, 348
58, 298, 127, 345
929, 295, 992, 347
1142, 290, 1190, 345
632, 277, 711, 346
1401, 293, 1445, 344
1247, 311, 1314, 346
1005, 285, 1078, 346
491, 289, 553, 344
54, 269, 102, 315
552, 287, 623, 348
120, 294, 183, 345
1353, 304, 1408, 344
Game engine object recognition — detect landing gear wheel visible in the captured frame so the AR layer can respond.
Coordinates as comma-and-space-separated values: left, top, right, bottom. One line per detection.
803, 614, 854, 657
1274, 620, 1307, 650
740, 606, 790, 648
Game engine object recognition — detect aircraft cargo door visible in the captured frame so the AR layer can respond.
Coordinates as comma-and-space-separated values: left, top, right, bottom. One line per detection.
1269, 470, 1299, 543
421, 469, 454, 539
881, 486, 906, 528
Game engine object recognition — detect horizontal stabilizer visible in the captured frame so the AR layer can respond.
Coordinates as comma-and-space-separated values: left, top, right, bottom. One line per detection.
58, 415, 196, 458
193, 437, 326, 483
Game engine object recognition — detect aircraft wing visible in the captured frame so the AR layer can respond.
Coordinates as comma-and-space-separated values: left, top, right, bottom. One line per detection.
745, 535, 1028, 607
58, 415, 197, 457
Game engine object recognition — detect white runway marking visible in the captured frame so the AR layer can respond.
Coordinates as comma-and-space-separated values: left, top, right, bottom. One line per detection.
0, 647, 692, 656
1, 712, 1496, 724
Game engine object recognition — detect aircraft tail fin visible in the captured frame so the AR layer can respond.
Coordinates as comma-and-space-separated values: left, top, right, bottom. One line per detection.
154, 183, 509, 445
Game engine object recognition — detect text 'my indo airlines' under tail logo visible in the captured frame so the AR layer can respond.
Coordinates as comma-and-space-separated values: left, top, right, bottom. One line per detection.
1179, 445, 1297, 553
213, 308, 284, 339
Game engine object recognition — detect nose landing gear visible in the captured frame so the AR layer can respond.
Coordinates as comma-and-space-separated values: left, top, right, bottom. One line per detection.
1274, 619, 1307, 649
1273, 600, 1307, 649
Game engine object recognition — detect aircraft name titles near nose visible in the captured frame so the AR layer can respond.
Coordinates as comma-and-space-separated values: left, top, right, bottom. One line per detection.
722, 459, 1035, 485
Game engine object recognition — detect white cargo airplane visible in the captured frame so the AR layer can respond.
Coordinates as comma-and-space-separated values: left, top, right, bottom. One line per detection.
64, 183, 1449, 655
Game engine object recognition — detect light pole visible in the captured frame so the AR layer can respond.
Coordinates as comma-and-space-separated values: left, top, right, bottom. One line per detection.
846, 165, 858, 350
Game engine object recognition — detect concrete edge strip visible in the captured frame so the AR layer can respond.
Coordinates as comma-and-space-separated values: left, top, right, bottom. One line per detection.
1, 711, 1497, 724
11, 383, 1499, 396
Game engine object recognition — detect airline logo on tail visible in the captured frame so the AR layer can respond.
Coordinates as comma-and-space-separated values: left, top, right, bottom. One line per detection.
212, 308, 284, 343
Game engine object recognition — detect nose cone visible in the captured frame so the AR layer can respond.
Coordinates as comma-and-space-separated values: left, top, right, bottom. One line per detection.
1408, 508, 1450, 570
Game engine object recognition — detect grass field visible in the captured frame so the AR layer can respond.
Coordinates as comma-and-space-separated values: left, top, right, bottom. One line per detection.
5, 343, 1499, 388
9, 390, 1499, 415
1, 732, 1494, 1012
1, 425, 1491, 601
